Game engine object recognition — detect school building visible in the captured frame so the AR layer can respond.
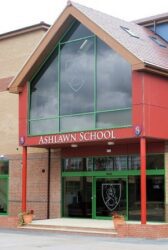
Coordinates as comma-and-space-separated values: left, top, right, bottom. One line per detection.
1, 2, 168, 228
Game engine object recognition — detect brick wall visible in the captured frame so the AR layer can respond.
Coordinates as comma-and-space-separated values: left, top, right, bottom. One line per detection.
116, 224, 168, 238
49, 149, 61, 218
8, 154, 22, 215
0, 216, 18, 228
7, 149, 61, 220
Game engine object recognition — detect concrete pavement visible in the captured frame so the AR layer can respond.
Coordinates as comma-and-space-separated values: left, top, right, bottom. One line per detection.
0, 228, 167, 250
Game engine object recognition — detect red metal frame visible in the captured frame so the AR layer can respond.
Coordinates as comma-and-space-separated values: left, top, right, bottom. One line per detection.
18, 69, 167, 224
140, 137, 146, 224
22, 146, 27, 212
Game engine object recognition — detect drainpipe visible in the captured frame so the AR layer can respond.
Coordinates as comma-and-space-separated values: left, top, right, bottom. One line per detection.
47, 148, 51, 219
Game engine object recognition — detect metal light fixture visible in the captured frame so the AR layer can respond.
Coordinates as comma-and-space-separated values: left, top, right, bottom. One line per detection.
71, 144, 78, 148
107, 141, 115, 145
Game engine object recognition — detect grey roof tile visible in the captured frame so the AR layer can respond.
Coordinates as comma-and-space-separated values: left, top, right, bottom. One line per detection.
71, 1, 168, 70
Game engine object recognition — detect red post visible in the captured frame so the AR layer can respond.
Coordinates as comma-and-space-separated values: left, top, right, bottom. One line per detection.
22, 146, 27, 212
140, 137, 146, 224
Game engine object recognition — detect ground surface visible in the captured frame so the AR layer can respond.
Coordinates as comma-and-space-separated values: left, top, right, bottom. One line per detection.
0, 229, 168, 250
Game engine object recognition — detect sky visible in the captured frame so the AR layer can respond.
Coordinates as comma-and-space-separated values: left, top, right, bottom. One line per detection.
0, 0, 168, 34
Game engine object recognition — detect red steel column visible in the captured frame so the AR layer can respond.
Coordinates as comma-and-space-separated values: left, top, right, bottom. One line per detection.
22, 146, 27, 212
140, 137, 147, 224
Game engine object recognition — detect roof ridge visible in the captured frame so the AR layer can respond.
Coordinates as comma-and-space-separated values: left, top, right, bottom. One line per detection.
69, 0, 129, 23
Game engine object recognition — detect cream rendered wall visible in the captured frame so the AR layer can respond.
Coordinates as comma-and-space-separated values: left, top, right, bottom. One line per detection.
0, 29, 48, 156
0, 91, 19, 155
0, 90, 47, 155
0, 30, 46, 78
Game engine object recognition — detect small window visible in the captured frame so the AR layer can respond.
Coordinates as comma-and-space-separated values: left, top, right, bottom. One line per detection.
149, 36, 167, 48
120, 26, 139, 38
0, 156, 9, 175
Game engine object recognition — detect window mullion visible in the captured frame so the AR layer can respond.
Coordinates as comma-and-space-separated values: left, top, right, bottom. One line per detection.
58, 42, 61, 132
94, 35, 97, 129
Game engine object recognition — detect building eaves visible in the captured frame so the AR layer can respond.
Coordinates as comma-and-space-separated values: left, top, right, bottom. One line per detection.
134, 12, 168, 25
0, 22, 50, 40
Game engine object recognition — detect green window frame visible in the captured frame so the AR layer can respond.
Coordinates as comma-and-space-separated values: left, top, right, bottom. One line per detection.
61, 154, 165, 221
28, 21, 132, 136
0, 157, 9, 215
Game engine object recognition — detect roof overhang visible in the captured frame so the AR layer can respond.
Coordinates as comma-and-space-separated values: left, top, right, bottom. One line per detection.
0, 22, 50, 41
135, 12, 168, 26
133, 62, 168, 77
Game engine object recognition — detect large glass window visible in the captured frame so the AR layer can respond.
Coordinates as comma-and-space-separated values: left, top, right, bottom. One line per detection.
29, 20, 132, 135
96, 110, 131, 129
96, 38, 132, 111
60, 114, 94, 132
61, 21, 93, 42
60, 38, 94, 115
30, 49, 58, 119
29, 49, 58, 134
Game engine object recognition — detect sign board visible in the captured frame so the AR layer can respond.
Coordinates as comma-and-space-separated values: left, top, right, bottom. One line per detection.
38, 130, 116, 145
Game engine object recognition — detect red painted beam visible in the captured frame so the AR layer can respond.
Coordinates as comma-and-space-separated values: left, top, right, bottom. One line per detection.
140, 137, 147, 224
22, 146, 27, 212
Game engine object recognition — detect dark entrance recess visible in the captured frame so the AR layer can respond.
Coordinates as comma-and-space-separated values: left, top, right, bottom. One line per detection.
63, 176, 92, 218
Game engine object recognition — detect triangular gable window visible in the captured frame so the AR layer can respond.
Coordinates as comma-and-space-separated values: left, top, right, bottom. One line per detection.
61, 20, 94, 42
29, 20, 131, 135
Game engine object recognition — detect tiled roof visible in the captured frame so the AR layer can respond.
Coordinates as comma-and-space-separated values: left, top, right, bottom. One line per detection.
71, 2, 168, 70
9, 1, 168, 93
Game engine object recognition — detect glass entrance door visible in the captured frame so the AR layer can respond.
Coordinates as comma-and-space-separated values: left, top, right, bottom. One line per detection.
62, 176, 92, 218
94, 178, 127, 218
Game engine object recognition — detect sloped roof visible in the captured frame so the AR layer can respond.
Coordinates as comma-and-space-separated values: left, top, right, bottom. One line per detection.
9, 1, 168, 93
72, 2, 168, 70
